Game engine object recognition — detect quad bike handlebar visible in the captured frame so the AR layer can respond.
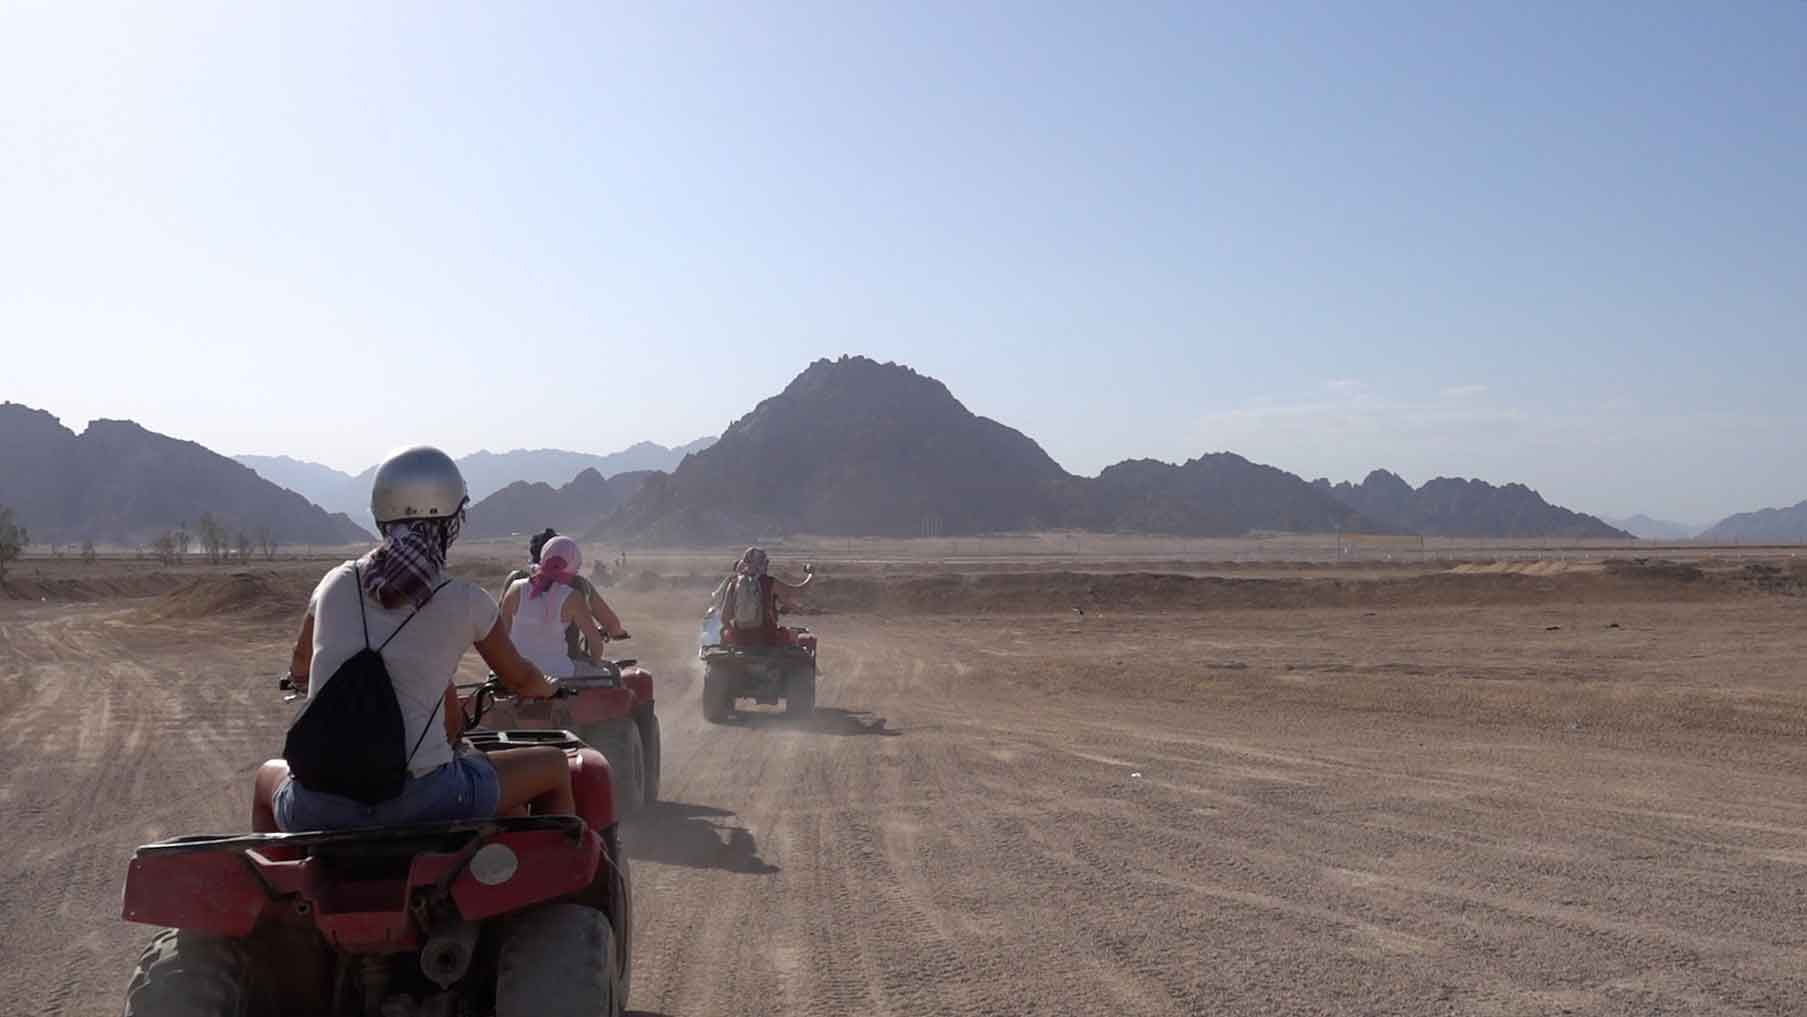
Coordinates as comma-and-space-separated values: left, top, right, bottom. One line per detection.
457, 676, 581, 731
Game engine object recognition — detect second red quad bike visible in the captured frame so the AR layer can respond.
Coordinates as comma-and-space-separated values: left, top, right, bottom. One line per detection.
481, 648, 660, 816
118, 680, 632, 1017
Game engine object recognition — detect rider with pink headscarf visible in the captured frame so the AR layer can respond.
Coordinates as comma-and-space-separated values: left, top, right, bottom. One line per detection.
499, 536, 609, 677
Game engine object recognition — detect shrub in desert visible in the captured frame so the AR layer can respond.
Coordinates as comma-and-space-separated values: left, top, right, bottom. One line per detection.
0, 505, 26, 580
198, 513, 229, 564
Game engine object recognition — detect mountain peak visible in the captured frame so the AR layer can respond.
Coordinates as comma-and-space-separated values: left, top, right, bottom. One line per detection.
0, 402, 370, 545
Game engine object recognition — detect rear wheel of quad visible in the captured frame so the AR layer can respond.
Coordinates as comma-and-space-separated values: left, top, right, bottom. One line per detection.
701, 666, 734, 724
123, 929, 253, 1017
588, 721, 645, 816
785, 663, 816, 717
635, 707, 661, 804
496, 902, 623, 1017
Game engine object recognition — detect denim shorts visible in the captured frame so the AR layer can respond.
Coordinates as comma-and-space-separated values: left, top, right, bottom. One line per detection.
273, 751, 502, 832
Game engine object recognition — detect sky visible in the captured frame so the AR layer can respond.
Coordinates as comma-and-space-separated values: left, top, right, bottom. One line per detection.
2, 2, 1802, 525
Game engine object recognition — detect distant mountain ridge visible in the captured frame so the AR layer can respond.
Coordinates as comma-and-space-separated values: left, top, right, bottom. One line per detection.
0, 403, 371, 546
1313, 470, 1629, 540
1074, 455, 1383, 537
237, 438, 715, 522
464, 469, 655, 540
591, 357, 1572, 544
1602, 514, 1701, 541
1698, 500, 1807, 543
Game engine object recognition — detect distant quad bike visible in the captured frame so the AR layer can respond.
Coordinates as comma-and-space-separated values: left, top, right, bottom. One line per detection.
700, 627, 819, 723
119, 680, 632, 1017
482, 648, 660, 816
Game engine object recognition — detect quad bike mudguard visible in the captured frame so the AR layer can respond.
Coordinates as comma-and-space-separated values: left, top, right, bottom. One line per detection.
124, 737, 617, 952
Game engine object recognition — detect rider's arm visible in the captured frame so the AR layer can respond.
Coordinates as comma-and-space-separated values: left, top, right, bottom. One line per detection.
442, 684, 464, 743
474, 619, 557, 699
497, 582, 520, 635
773, 566, 815, 591
287, 611, 314, 690
568, 595, 608, 664
586, 587, 628, 639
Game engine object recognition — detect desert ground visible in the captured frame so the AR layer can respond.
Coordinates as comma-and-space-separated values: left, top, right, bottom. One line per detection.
2, 543, 1805, 1015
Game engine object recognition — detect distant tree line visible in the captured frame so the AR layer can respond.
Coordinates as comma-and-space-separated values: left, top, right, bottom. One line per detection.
144, 516, 280, 565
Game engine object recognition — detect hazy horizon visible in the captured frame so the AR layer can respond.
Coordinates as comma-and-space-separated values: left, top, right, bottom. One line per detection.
4, 4, 1802, 523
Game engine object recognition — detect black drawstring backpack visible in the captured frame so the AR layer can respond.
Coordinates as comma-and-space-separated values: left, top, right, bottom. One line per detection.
283, 566, 452, 805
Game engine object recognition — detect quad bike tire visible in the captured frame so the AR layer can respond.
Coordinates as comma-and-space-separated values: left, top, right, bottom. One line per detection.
496, 902, 623, 1017
701, 665, 734, 724
123, 929, 253, 1017
785, 663, 817, 717
635, 706, 661, 804
588, 721, 645, 816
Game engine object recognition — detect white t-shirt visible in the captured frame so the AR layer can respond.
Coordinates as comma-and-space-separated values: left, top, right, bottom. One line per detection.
304, 562, 499, 776
506, 577, 580, 679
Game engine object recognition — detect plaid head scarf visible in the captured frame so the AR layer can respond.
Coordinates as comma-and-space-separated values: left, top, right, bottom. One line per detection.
361, 511, 463, 609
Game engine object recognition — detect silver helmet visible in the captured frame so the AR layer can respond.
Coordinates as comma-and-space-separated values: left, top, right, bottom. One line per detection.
370, 446, 468, 526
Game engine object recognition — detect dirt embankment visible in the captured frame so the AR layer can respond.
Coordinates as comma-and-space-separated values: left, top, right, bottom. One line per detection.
133, 571, 318, 623
0, 571, 193, 603
794, 558, 1794, 616
9, 557, 1802, 622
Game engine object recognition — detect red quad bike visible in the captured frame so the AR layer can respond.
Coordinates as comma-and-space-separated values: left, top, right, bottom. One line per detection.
699, 627, 819, 724
118, 680, 632, 1017
481, 640, 660, 816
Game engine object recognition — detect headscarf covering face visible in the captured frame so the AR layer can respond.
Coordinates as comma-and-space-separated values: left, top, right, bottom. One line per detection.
529, 535, 582, 599
361, 512, 463, 609
737, 546, 769, 577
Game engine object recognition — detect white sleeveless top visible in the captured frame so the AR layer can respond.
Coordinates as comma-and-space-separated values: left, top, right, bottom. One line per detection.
507, 578, 576, 678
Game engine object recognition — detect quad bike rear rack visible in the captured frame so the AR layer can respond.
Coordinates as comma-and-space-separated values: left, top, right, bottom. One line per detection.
131, 814, 590, 858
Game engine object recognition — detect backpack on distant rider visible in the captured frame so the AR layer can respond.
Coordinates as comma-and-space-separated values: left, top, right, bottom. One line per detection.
726, 573, 764, 630
282, 566, 452, 805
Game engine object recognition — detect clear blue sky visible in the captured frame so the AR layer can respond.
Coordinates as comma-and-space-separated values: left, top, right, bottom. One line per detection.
3, 2, 1801, 524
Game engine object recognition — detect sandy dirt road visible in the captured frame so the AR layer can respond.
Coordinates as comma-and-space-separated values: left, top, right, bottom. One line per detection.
2, 577, 1805, 1016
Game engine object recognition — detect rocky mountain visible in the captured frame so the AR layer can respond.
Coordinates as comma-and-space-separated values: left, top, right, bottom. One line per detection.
0, 403, 372, 546
463, 469, 654, 540
595, 357, 1071, 543
1602, 514, 1700, 541
1698, 500, 1807, 543
1314, 470, 1629, 540
236, 439, 714, 521
593, 357, 1384, 543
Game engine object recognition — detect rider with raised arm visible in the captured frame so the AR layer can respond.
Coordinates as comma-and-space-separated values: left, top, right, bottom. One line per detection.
256, 446, 574, 831
721, 546, 814, 647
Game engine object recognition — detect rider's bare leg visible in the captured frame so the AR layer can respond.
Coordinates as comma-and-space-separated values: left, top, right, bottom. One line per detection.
253, 759, 288, 832
488, 746, 575, 816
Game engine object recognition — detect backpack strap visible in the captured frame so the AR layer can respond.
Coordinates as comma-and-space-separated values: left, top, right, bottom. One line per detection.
405, 692, 446, 771
377, 579, 455, 652
353, 564, 372, 650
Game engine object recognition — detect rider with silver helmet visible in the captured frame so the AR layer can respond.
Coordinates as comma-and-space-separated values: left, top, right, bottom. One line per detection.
256, 446, 575, 831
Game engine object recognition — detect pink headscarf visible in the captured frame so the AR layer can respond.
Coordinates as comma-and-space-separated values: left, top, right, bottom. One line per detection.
529, 536, 581, 599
